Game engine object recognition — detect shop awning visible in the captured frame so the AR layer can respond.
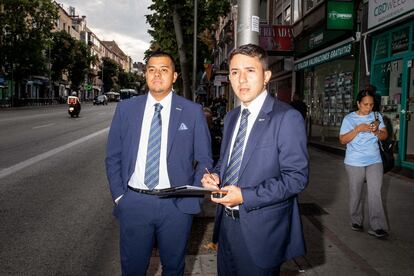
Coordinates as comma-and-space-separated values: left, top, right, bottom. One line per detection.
294, 37, 354, 71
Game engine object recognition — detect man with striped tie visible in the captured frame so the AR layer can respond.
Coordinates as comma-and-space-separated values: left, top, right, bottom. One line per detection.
106, 51, 213, 275
201, 44, 309, 276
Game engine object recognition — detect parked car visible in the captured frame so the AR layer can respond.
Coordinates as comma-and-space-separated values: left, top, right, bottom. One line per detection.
93, 95, 108, 105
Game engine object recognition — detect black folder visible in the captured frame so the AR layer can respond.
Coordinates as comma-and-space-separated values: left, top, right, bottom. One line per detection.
156, 185, 215, 197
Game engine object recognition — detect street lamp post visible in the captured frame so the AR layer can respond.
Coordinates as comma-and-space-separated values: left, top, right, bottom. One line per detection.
10, 63, 14, 108
101, 64, 104, 95
192, 0, 198, 102
48, 42, 53, 103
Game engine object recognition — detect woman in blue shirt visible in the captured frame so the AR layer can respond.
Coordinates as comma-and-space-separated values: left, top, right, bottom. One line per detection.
339, 89, 389, 239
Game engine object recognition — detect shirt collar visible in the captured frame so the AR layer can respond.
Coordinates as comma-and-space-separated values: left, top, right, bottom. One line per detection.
240, 90, 268, 117
147, 91, 173, 110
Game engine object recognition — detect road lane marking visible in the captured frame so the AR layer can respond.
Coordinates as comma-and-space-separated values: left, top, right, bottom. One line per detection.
0, 128, 109, 180
32, 123, 55, 129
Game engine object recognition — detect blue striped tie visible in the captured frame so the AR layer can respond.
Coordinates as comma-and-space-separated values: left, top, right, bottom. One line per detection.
223, 109, 250, 186
144, 103, 163, 190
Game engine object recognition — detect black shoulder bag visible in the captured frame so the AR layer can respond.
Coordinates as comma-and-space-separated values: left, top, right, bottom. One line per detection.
375, 112, 395, 173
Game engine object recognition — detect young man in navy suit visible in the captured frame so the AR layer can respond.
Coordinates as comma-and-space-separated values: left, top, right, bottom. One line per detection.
106, 51, 213, 275
202, 44, 308, 275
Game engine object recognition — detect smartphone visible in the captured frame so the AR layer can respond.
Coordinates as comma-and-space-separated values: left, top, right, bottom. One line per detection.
370, 119, 380, 129
212, 190, 228, 198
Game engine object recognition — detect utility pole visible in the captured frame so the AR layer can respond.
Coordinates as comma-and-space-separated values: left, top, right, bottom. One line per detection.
48, 42, 53, 103
101, 62, 104, 95
192, 0, 198, 102
237, 0, 259, 46
233, 0, 260, 106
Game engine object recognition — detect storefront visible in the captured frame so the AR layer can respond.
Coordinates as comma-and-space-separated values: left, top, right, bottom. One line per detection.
260, 24, 294, 103
369, 21, 414, 169
295, 38, 356, 145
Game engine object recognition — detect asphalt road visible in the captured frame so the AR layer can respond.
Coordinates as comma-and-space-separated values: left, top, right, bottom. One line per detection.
0, 103, 121, 275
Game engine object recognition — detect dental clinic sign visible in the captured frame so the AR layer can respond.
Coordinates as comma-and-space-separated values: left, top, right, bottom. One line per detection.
368, 0, 414, 29
295, 43, 352, 70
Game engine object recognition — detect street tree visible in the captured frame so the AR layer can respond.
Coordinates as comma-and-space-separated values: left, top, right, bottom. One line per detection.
69, 40, 94, 91
50, 31, 76, 82
145, 0, 230, 100
0, 0, 58, 100
99, 57, 119, 93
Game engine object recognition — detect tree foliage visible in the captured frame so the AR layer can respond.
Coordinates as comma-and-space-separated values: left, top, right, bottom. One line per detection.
50, 31, 94, 90
145, 0, 230, 99
69, 40, 94, 90
99, 57, 119, 93
0, 0, 58, 82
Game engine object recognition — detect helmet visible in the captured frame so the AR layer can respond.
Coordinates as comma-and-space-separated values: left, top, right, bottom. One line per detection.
71, 91, 77, 96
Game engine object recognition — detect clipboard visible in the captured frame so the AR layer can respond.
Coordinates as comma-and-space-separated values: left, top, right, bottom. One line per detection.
156, 185, 216, 197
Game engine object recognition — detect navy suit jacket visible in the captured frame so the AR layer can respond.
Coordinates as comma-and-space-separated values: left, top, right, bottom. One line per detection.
106, 93, 213, 214
213, 94, 309, 268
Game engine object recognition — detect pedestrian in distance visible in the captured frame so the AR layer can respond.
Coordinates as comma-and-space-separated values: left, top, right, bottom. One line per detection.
339, 88, 389, 239
105, 51, 213, 275
201, 44, 309, 276
290, 93, 307, 120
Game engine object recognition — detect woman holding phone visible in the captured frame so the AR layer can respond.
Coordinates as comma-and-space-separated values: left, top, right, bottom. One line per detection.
339, 88, 389, 239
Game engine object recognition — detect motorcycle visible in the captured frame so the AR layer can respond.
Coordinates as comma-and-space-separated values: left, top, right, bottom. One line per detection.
68, 102, 81, 117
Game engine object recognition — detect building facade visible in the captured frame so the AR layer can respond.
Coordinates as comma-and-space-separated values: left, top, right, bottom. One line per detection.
361, 0, 414, 169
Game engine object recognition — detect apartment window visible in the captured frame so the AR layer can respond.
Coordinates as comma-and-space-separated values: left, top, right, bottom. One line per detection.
293, 0, 301, 22
304, 0, 322, 13
259, 0, 268, 22
63, 22, 66, 32
276, 13, 283, 25
284, 5, 291, 24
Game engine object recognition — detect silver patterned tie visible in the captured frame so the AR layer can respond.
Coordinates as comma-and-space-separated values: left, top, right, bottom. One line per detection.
223, 108, 250, 186
144, 103, 163, 190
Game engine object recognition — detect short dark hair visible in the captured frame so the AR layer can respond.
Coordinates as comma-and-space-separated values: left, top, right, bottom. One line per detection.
356, 88, 375, 103
228, 44, 269, 70
146, 51, 175, 71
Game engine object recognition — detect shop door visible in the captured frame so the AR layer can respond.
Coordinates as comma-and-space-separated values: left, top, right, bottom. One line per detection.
401, 58, 414, 167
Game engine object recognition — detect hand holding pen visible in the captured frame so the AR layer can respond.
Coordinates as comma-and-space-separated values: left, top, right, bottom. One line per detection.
202, 168, 228, 199
201, 168, 220, 190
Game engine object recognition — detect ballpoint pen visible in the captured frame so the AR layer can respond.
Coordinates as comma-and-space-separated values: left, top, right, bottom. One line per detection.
205, 168, 227, 198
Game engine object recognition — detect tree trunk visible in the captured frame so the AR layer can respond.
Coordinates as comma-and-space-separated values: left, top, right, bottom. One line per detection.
172, 5, 191, 100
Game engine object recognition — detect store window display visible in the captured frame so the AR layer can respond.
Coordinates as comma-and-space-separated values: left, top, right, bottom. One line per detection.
305, 59, 355, 144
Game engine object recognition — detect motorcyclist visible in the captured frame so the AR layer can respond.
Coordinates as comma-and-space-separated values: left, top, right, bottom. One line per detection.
67, 91, 81, 105
67, 91, 81, 115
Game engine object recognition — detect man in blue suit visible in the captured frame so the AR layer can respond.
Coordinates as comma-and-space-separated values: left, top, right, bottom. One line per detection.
106, 51, 213, 275
202, 44, 308, 275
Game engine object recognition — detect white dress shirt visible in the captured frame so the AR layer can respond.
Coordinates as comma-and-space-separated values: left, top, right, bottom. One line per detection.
128, 92, 172, 190
226, 90, 268, 210
227, 90, 268, 166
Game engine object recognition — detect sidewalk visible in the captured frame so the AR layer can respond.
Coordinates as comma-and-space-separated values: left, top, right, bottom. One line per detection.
149, 146, 414, 275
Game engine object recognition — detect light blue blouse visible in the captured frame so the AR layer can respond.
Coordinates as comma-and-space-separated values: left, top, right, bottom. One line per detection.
339, 111, 385, 167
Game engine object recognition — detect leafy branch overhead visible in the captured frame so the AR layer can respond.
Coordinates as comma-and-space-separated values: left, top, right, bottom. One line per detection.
144, 0, 230, 98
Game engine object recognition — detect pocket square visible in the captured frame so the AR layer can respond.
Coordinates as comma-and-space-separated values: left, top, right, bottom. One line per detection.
178, 123, 188, 130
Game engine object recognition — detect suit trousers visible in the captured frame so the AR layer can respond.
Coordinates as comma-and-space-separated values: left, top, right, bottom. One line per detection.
115, 190, 193, 276
345, 162, 388, 231
217, 210, 280, 276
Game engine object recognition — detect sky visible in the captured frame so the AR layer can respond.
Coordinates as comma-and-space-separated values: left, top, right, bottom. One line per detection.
56, 0, 153, 63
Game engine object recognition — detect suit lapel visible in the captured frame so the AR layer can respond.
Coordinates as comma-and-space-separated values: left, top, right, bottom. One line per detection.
220, 107, 241, 180
238, 95, 274, 180
129, 95, 147, 174
167, 94, 183, 157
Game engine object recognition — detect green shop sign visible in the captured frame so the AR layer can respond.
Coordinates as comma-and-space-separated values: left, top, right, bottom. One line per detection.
326, 1, 354, 30
84, 84, 93, 91
295, 42, 352, 71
